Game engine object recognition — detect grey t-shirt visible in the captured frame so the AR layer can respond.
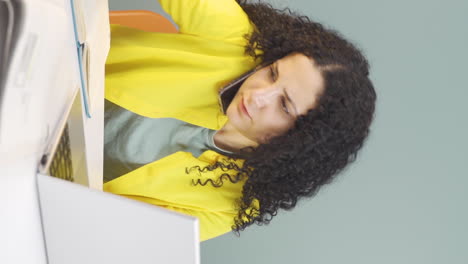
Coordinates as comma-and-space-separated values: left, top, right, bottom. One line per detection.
104, 100, 231, 182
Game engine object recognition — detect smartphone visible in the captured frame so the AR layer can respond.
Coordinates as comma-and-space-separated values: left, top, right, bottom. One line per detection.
218, 64, 266, 114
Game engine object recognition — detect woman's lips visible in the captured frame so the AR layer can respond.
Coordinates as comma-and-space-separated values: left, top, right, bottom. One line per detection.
239, 97, 251, 119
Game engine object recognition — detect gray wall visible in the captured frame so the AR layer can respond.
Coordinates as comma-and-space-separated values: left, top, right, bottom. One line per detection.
107, 1, 468, 263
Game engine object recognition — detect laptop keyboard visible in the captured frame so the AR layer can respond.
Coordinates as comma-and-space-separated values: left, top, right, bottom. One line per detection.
48, 124, 75, 182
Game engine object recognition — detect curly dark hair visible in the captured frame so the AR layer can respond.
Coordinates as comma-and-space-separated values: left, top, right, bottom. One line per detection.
192, 0, 376, 234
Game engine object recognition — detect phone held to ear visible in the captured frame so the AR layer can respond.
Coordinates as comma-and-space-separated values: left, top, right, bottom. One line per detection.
218, 64, 265, 114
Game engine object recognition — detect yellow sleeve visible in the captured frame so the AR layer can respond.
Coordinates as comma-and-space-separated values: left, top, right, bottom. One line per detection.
103, 151, 246, 242
158, 0, 253, 43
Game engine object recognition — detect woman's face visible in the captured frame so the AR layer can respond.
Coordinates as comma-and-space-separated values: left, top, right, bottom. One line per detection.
226, 53, 325, 145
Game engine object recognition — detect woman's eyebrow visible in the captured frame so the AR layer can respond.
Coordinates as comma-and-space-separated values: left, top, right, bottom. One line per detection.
276, 63, 298, 116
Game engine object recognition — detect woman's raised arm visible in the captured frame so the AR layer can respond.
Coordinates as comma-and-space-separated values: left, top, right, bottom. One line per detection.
158, 0, 253, 44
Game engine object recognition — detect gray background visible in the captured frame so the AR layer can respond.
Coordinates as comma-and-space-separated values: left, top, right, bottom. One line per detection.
107, 0, 468, 263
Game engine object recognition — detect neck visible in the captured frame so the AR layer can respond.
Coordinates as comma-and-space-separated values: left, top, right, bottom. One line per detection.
213, 123, 258, 154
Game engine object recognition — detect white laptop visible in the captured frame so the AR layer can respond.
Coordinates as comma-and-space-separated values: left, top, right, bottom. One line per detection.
37, 173, 200, 264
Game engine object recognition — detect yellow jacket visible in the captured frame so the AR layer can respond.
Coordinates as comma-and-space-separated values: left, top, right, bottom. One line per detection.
104, 0, 259, 241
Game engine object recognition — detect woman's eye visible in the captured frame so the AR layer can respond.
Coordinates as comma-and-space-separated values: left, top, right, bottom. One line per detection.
269, 65, 277, 81
281, 97, 290, 114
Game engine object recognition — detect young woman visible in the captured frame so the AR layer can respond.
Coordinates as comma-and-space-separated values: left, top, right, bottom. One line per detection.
104, 0, 376, 241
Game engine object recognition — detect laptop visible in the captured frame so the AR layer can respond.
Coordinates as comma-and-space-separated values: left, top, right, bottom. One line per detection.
37, 173, 200, 264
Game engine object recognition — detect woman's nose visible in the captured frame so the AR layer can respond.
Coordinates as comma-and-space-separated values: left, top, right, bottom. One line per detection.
252, 85, 281, 108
